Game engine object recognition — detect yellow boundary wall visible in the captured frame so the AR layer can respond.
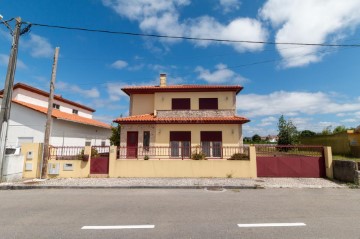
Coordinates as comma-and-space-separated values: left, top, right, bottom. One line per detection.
22, 144, 92, 179
20, 144, 333, 179
109, 146, 257, 178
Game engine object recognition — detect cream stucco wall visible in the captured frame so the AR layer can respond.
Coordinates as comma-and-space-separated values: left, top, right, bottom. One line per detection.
109, 146, 257, 178
130, 94, 154, 116
154, 124, 243, 147
120, 124, 156, 147
154, 91, 236, 111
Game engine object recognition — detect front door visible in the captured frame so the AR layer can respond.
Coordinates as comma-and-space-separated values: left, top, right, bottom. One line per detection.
127, 131, 138, 158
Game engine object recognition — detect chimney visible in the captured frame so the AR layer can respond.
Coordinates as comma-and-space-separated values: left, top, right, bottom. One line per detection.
160, 73, 167, 87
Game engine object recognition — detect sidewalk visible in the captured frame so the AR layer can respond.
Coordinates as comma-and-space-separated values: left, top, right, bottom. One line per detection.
0, 177, 345, 189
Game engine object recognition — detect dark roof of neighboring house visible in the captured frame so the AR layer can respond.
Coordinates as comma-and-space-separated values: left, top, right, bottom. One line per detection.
113, 113, 250, 124
0, 83, 95, 112
121, 85, 243, 96
13, 100, 110, 129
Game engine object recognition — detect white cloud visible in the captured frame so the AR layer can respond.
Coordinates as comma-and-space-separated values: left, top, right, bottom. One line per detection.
103, 0, 267, 52
22, 34, 54, 58
102, 0, 188, 40
258, 116, 277, 126
188, 17, 267, 52
0, 54, 27, 69
57, 82, 100, 98
111, 60, 128, 69
260, 0, 360, 67
195, 63, 247, 84
106, 82, 127, 101
237, 91, 360, 117
219, 0, 241, 13
341, 119, 357, 123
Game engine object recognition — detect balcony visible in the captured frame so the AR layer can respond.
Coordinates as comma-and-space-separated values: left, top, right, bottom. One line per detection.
156, 109, 235, 118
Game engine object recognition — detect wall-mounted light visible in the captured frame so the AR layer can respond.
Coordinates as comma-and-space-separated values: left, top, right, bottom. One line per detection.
226, 96, 229, 101
231, 129, 234, 134
158, 129, 161, 134
161, 96, 164, 101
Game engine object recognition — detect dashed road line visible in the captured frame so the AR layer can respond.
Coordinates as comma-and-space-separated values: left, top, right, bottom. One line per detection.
81, 225, 155, 230
237, 223, 306, 228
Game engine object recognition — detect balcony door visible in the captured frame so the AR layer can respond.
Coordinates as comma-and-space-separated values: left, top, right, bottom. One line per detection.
127, 131, 138, 158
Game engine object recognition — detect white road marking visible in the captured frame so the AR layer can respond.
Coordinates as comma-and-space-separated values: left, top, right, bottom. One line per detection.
237, 223, 306, 228
81, 225, 155, 230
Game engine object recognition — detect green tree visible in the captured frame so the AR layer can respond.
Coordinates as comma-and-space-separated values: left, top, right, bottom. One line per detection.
300, 130, 316, 137
277, 115, 299, 145
109, 123, 121, 146
333, 125, 347, 134
252, 134, 261, 142
321, 125, 332, 135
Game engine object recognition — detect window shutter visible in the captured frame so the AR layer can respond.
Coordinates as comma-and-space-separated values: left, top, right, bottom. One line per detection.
172, 98, 190, 110
200, 131, 222, 141
170, 131, 191, 141
199, 98, 218, 110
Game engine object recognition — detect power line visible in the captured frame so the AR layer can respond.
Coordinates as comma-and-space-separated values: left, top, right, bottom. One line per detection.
26, 21, 360, 47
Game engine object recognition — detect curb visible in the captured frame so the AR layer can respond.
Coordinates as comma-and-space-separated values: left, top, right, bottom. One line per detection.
0, 185, 259, 190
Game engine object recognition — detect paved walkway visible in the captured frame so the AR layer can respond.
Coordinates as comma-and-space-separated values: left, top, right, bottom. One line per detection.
0, 177, 345, 189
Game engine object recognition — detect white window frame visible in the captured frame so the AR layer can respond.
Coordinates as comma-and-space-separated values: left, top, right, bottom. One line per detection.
201, 141, 222, 158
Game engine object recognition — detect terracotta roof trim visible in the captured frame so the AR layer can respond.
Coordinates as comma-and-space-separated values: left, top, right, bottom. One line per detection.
113, 114, 250, 124
121, 85, 243, 95
1, 83, 96, 112
12, 100, 111, 129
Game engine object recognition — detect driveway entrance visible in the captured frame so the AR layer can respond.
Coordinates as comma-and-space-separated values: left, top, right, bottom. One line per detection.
256, 145, 325, 178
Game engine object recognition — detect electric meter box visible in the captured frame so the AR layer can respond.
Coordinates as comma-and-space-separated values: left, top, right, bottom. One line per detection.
48, 163, 60, 175
26, 151, 33, 160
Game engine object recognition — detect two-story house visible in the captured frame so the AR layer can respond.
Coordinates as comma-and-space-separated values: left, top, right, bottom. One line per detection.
114, 74, 250, 159
0, 83, 111, 147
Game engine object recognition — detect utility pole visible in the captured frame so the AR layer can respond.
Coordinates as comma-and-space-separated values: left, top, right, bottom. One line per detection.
41, 47, 60, 179
0, 17, 22, 182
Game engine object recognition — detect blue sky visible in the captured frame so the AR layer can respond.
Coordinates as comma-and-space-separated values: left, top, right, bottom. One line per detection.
1, 0, 360, 137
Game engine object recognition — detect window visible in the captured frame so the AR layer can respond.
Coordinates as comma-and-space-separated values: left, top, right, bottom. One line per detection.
85, 140, 91, 146
170, 131, 191, 157
201, 131, 222, 157
172, 98, 190, 110
199, 98, 218, 110
72, 109, 78, 114
143, 131, 150, 148
53, 103, 60, 109
101, 140, 106, 147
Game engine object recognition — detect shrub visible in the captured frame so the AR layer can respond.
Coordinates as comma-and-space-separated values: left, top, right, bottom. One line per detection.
77, 148, 98, 160
144, 155, 149, 160
228, 153, 248, 160
191, 152, 207, 160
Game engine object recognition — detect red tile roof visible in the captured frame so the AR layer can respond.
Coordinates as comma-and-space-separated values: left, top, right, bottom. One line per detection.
0, 83, 95, 112
114, 114, 250, 124
121, 85, 243, 95
13, 100, 111, 129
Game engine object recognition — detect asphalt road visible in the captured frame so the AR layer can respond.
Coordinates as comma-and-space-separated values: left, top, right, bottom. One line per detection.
0, 188, 359, 239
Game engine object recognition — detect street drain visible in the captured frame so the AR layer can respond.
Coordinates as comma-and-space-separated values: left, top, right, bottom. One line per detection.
205, 187, 226, 192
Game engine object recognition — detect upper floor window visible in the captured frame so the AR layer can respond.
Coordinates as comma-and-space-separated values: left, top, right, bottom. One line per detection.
72, 109, 78, 114
172, 98, 190, 110
199, 98, 218, 110
53, 103, 60, 109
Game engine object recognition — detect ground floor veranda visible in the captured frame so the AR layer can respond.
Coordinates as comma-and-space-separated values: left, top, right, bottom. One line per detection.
119, 123, 244, 159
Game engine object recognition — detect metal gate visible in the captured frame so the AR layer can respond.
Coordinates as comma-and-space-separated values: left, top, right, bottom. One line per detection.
90, 146, 110, 174
256, 145, 325, 178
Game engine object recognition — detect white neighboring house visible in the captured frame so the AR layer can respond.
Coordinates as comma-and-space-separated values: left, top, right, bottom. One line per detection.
0, 83, 111, 147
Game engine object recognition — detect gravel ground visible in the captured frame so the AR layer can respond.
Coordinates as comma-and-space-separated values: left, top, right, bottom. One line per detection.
0, 177, 345, 188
